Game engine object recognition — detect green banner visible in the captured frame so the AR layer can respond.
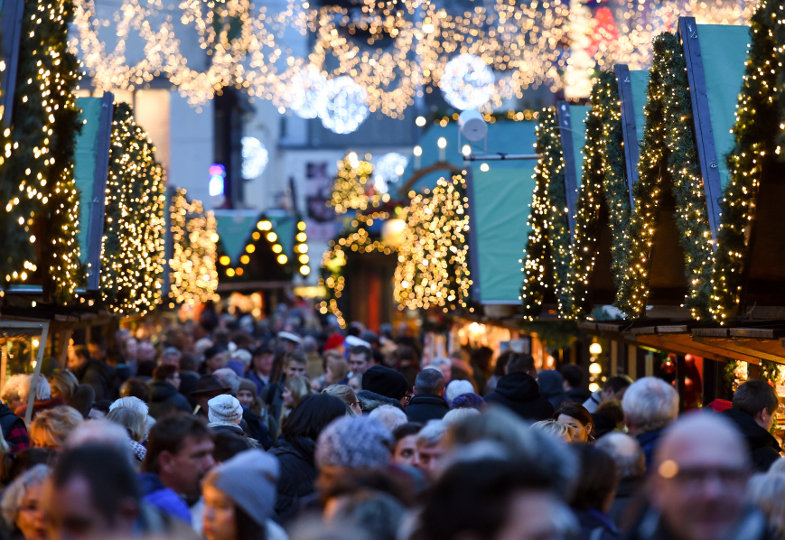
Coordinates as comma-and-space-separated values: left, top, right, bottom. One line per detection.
696, 24, 750, 190
73, 97, 101, 262
569, 105, 590, 191
630, 70, 650, 146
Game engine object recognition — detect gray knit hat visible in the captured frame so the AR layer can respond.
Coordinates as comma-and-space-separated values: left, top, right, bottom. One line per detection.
316, 415, 393, 469
208, 394, 243, 425
204, 449, 279, 527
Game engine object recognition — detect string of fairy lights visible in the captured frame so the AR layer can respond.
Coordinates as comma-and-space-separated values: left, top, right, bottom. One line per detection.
68, 0, 755, 116
169, 188, 219, 306
101, 103, 167, 315
394, 172, 472, 312
616, 32, 714, 319
565, 71, 630, 319
710, 0, 783, 323
0, 0, 82, 303
521, 107, 568, 319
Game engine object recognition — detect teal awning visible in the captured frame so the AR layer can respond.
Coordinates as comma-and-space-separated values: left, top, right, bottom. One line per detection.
630, 70, 649, 146
567, 105, 590, 193
398, 120, 539, 196
214, 211, 261, 262
214, 210, 299, 263
74, 97, 103, 261
468, 121, 538, 305
696, 24, 749, 191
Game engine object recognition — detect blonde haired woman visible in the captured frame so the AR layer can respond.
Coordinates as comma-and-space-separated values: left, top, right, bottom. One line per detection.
29, 406, 83, 450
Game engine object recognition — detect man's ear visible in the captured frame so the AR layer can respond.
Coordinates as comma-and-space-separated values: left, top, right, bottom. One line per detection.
158, 450, 174, 476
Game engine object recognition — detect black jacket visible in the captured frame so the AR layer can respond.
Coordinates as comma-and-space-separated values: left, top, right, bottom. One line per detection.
485, 372, 554, 421
74, 359, 115, 402
724, 408, 782, 472
147, 381, 192, 419
269, 437, 317, 524
405, 394, 449, 423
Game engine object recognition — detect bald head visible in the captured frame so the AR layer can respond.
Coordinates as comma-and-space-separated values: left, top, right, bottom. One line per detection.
649, 413, 751, 540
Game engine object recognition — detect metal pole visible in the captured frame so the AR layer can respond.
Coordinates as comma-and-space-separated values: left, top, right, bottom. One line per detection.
24, 322, 49, 426
463, 153, 541, 161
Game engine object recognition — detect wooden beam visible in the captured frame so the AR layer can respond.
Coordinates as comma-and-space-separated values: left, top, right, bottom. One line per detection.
0, 0, 24, 121
86, 93, 114, 290
615, 64, 639, 208
693, 336, 784, 364
679, 17, 722, 240
556, 101, 579, 238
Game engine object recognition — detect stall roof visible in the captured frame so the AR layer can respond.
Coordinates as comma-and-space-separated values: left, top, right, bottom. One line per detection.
398, 120, 539, 197
467, 121, 538, 305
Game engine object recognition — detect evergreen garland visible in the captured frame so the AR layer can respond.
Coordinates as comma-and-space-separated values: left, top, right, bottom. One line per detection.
616, 32, 713, 319
710, 0, 782, 323
521, 107, 569, 319
1, 0, 83, 301
100, 103, 166, 315
566, 71, 631, 318
394, 173, 472, 313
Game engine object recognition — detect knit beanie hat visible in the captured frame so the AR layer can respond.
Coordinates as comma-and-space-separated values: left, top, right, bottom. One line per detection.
238, 378, 259, 397
208, 394, 243, 425
445, 380, 474, 406
362, 366, 408, 400
451, 392, 486, 410
316, 415, 393, 469
109, 396, 149, 417
204, 449, 279, 527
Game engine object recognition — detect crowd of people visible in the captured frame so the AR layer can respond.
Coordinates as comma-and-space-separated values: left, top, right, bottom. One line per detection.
0, 299, 783, 540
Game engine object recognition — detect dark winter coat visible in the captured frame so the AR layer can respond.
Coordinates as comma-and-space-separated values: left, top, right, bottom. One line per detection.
724, 408, 783, 472
485, 372, 554, 421
269, 437, 318, 524
608, 476, 645, 529
357, 389, 403, 412
147, 381, 192, 419
405, 393, 449, 423
636, 428, 665, 472
575, 508, 618, 540
0, 403, 29, 453
74, 359, 115, 402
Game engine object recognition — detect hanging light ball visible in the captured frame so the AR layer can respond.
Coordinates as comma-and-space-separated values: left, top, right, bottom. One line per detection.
289, 65, 327, 119
317, 76, 370, 134
375, 152, 409, 184
439, 53, 495, 111
241, 136, 269, 179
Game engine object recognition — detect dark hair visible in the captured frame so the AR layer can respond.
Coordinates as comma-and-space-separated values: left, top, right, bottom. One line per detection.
570, 444, 618, 511
212, 431, 254, 463
416, 457, 555, 540
470, 347, 494, 374
179, 354, 198, 372
492, 350, 512, 377
604, 375, 633, 394
52, 444, 139, 523
119, 378, 150, 402
71, 345, 90, 362
88, 335, 108, 350
392, 422, 423, 442
733, 379, 780, 416
560, 364, 584, 388
506, 354, 535, 375
592, 399, 625, 438
284, 352, 307, 366
143, 413, 211, 474
554, 402, 593, 429
0, 447, 56, 485
281, 394, 347, 442
152, 364, 178, 382
136, 360, 156, 379
318, 467, 414, 508
348, 346, 372, 363
415, 369, 445, 395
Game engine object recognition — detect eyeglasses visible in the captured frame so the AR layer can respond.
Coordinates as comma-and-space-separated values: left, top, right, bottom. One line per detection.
659, 460, 749, 486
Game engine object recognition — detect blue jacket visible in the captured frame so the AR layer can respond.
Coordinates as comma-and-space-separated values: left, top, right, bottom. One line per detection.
138, 473, 191, 524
